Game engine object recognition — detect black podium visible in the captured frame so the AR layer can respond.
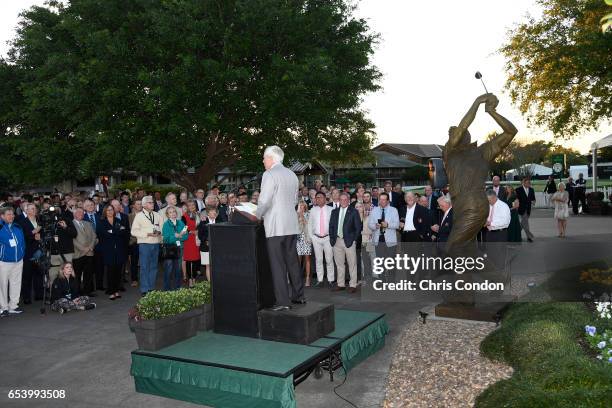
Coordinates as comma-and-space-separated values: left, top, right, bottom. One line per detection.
209, 223, 275, 338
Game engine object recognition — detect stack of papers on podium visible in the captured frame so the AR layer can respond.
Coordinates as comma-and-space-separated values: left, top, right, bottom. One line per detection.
236, 202, 257, 217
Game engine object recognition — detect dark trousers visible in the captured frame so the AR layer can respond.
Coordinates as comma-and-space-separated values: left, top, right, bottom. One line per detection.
21, 259, 43, 302
401, 230, 421, 242
185, 260, 200, 280
94, 250, 105, 290
486, 229, 507, 243
356, 236, 363, 281
73, 256, 95, 295
129, 243, 139, 282
107, 264, 122, 293
375, 243, 397, 280
266, 235, 304, 306
573, 190, 587, 214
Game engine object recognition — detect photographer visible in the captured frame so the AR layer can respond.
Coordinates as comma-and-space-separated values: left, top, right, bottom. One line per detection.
47, 207, 77, 282
18, 203, 44, 304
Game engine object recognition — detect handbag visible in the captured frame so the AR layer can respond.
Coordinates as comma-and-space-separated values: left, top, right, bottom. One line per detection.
160, 243, 179, 259
160, 222, 180, 259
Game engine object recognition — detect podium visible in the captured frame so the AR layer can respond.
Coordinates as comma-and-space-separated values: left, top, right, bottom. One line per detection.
209, 223, 275, 338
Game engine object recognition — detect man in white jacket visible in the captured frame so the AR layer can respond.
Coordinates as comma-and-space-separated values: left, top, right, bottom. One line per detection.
131, 196, 162, 295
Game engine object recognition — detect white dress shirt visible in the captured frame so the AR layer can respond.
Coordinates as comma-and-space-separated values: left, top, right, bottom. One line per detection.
308, 205, 333, 237
487, 199, 511, 230
403, 205, 416, 231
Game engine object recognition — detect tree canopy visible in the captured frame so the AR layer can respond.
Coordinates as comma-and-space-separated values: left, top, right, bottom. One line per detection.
501, 0, 611, 137
0, 0, 380, 190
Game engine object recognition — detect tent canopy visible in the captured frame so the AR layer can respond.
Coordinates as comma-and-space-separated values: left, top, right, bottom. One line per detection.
592, 133, 612, 149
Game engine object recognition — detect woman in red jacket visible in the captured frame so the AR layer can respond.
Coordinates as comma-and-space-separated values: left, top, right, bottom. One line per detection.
182, 200, 201, 287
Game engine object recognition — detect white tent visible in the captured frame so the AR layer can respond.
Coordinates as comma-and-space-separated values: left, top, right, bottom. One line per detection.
505, 163, 552, 180
591, 133, 612, 190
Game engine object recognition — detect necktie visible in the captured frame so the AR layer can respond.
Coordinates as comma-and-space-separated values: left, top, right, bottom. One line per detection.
337, 208, 345, 239
487, 204, 495, 230
379, 208, 386, 243
319, 207, 325, 235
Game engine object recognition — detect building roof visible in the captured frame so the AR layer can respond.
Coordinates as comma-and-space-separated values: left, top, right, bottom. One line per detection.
373, 143, 444, 158
335, 151, 422, 169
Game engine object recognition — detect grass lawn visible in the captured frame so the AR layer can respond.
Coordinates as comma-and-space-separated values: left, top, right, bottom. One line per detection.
476, 302, 612, 408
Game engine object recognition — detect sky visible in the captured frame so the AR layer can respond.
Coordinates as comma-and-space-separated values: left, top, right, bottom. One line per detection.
1, 0, 610, 154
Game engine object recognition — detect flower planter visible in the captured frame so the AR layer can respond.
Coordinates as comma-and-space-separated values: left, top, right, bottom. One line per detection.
129, 307, 203, 351
198, 303, 213, 331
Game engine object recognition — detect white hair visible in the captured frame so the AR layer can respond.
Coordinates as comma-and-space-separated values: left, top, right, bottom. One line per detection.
142, 195, 154, 205
438, 193, 451, 205
263, 145, 284, 164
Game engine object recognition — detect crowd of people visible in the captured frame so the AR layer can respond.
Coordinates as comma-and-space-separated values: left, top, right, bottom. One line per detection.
0, 171, 586, 316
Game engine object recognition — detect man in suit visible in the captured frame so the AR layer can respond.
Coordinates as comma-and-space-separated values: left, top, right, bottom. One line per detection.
256, 146, 303, 311
327, 189, 341, 209
516, 177, 536, 242
489, 175, 507, 202
84, 199, 105, 291
431, 194, 453, 244
72, 207, 97, 296
399, 192, 431, 242
368, 193, 400, 278
573, 173, 587, 215
329, 192, 362, 293
384, 180, 404, 212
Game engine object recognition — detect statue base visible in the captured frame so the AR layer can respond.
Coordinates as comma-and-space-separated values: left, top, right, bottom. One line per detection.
434, 301, 512, 323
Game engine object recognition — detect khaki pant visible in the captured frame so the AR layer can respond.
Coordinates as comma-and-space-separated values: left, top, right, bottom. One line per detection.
0, 260, 23, 311
333, 239, 357, 288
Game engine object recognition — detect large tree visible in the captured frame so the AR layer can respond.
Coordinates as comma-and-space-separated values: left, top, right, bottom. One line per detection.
0, 0, 380, 190
501, 0, 611, 137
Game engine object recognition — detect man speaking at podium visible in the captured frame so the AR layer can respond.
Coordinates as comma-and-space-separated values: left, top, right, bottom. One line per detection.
256, 146, 305, 311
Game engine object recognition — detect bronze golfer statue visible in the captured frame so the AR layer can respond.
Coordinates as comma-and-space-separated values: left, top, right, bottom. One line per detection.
444, 93, 518, 249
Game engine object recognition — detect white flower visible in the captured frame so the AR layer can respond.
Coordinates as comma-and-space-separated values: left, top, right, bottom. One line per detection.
598, 341, 606, 349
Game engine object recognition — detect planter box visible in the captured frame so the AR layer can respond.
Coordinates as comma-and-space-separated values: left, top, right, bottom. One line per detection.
198, 303, 213, 331
129, 307, 203, 351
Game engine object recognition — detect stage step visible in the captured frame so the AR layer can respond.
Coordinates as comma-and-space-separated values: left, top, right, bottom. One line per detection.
258, 302, 334, 344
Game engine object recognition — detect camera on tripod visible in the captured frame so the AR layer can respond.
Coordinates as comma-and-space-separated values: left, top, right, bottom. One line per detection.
40, 206, 61, 240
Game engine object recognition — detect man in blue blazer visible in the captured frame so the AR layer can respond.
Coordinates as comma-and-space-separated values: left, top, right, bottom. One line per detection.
329, 192, 362, 293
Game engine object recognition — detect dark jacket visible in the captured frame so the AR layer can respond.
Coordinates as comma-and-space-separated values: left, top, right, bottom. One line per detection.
488, 185, 508, 202
197, 219, 215, 252
516, 186, 536, 215
217, 205, 229, 223
399, 204, 431, 241
51, 276, 79, 302
544, 180, 557, 194
17, 217, 41, 260
96, 218, 128, 266
329, 206, 362, 248
51, 212, 77, 255
436, 208, 453, 243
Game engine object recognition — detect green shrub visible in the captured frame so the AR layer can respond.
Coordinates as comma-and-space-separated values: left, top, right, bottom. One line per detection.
476, 303, 612, 408
135, 281, 211, 320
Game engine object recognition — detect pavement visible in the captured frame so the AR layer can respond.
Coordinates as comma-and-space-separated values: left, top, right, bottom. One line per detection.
0, 209, 610, 408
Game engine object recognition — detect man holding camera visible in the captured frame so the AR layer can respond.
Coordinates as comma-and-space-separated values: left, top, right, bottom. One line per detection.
49, 207, 77, 282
